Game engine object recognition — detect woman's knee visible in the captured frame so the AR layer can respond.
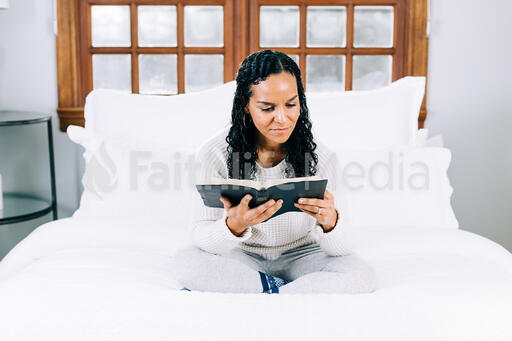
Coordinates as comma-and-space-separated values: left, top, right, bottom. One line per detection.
353, 264, 378, 293
323, 254, 378, 294
170, 245, 212, 283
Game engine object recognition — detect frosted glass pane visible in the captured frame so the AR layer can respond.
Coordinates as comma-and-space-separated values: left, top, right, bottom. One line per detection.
91, 5, 131, 47
138, 6, 177, 47
92, 54, 131, 92
354, 6, 394, 47
260, 6, 299, 47
185, 55, 223, 93
353, 55, 392, 90
306, 55, 345, 92
184, 6, 223, 47
139, 54, 177, 95
307, 6, 346, 47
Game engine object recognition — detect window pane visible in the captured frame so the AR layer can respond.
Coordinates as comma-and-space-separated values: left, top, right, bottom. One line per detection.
307, 6, 346, 47
139, 54, 177, 95
91, 5, 131, 47
353, 55, 392, 90
306, 55, 345, 92
92, 54, 131, 92
354, 6, 394, 47
184, 6, 223, 47
260, 6, 299, 47
185, 55, 223, 93
138, 6, 177, 47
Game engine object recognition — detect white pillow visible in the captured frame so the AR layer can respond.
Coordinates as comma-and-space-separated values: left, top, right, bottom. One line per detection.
68, 125, 197, 235
426, 134, 444, 147
416, 128, 445, 148
70, 78, 430, 233
306, 76, 426, 149
416, 128, 429, 147
335, 146, 459, 229
83, 80, 236, 150
70, 81, 237, 227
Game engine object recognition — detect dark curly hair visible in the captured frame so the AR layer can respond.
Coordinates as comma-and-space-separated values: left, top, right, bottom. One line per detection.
226, 49, 318, 180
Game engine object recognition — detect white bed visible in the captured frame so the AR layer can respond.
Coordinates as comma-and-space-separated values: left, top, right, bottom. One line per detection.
1, 78, 512, 340
0, 216, 511, 341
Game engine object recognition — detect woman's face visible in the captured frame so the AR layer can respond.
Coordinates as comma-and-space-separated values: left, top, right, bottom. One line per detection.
245, 72, 300, 150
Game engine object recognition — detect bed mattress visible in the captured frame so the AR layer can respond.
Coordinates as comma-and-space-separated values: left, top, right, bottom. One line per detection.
0, 217, 511, 341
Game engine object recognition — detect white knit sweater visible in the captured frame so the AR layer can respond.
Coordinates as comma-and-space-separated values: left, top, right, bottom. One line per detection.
191, 126, 353, 260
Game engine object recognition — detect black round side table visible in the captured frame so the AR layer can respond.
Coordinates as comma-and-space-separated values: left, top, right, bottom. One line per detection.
0, 111, 58, 225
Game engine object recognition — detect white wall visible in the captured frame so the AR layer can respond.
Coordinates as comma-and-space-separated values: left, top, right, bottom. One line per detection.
0, 0, 510, 260
0, 0, 83, 260
426, 0, 512, 251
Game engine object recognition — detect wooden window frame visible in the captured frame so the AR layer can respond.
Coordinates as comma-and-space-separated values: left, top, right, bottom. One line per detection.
251, 0, 407, 91
56, 0, 429, 132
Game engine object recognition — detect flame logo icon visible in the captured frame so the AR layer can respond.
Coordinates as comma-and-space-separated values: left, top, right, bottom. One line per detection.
82, 141, 118, 200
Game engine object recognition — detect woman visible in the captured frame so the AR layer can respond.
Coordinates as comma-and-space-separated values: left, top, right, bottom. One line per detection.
172, 49, 377, 294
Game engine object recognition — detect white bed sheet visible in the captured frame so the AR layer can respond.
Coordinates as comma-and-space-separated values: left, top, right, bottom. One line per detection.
0, 217, 511, 341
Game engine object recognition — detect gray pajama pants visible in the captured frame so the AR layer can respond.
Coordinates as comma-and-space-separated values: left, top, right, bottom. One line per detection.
170, 242, 378, 294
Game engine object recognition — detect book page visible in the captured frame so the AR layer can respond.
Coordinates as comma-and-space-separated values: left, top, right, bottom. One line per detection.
197, 175, 324, 191
198, 178, 265, 190
262, 175, 323, 188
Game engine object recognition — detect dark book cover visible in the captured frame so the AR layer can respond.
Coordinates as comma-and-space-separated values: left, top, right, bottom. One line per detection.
195, 176, 328, 222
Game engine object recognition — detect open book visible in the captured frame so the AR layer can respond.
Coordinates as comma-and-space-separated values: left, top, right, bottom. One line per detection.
195, 176, 328, 222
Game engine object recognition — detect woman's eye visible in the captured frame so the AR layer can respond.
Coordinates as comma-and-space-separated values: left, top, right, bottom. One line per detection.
261, 104, 295, 111
262, 104, 296, 112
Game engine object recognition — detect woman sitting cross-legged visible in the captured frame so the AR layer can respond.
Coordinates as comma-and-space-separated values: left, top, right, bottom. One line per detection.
171, 49, 377, 295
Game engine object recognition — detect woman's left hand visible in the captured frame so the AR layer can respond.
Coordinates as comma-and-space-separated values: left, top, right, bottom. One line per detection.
294, 189, 338, 232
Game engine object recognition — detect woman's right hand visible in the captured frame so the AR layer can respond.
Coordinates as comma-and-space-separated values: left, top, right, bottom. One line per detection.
219, 194, 283, 236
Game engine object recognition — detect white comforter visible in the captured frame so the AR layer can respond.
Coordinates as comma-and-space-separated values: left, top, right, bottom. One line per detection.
0, 217, 512, 341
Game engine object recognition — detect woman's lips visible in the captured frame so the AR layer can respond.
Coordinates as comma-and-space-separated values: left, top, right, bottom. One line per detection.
271, 127, 289, 134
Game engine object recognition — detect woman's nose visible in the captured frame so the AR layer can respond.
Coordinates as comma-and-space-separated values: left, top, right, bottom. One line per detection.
274, 107, 285, 122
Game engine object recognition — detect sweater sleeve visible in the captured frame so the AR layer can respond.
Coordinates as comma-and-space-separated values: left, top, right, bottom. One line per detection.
309, 149, 354, 256
190, 146, 254, 255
